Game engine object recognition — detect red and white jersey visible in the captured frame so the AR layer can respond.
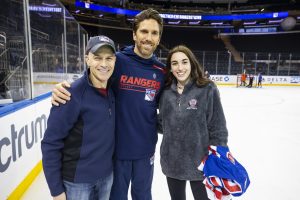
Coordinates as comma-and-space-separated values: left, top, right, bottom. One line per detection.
198, 146, 250, 200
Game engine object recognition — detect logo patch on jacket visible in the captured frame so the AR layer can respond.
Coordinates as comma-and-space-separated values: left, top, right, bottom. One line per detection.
153, 73, 157, 79
187, 99, 197, 110
145, 89, 156, 101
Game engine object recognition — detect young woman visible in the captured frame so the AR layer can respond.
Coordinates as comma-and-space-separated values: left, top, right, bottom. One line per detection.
158, 45, 229, 200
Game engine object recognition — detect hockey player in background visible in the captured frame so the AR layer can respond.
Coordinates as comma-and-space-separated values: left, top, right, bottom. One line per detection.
247, 74, 254, 88
240, 71, 247, 87
257, 72, 263, 88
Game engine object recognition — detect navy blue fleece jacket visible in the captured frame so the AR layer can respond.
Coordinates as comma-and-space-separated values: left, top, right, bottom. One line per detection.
41, 70, 115, 196
112, 46, 165, 160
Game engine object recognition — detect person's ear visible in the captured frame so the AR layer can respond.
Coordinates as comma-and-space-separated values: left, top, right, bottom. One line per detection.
156, 37, 161, 46
133, 31, 137, 42
85, 55, 90, 66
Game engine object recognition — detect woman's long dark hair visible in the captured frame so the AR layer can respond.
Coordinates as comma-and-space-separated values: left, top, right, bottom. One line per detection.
165, 45, 212, 88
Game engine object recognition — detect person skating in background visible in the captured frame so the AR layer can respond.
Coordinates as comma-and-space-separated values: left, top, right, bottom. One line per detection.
42, 35, 117, 200
158, 45, 228, 200
257, 72, 263, 88
50, 8, 165, 200
247, 74, 254, 88
240, 71, 247, 87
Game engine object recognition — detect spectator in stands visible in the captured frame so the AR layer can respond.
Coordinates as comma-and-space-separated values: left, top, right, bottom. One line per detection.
0, 71, 7, 98
74, 57, 83, 73
54, 58, 63, 73
42, 35, 117, 200
158, 45, 228, 200
257, 72, 263, 88
205, 70, 210, 79
69, 57, 83, 74
247, 74, 254, 88
240, 71, 247, 86
9, 51, 20, 66
50, 8, 165, 200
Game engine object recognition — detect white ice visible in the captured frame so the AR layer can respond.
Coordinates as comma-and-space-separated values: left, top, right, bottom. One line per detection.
21, 86, 300, 200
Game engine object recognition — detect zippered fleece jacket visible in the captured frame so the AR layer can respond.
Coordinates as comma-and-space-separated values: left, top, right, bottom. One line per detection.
41, 70, 115, 196
112, 46, 165, 160
158, 81, 228, 181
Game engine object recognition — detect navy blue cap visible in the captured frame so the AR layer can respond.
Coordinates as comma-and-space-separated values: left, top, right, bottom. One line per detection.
86, 35, 116, 55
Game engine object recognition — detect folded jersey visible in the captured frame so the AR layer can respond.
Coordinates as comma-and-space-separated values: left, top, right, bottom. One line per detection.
198, 145, 250, 200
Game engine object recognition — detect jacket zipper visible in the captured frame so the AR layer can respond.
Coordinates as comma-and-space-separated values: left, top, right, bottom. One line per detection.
109, 108, 112, 117
107, 90, 112, 117
177, 95, 182, 109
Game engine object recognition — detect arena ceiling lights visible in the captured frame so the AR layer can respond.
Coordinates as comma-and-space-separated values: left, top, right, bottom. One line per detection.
149, 0, 248, 3
75, 1, 288, 21
73, 0, 299, 33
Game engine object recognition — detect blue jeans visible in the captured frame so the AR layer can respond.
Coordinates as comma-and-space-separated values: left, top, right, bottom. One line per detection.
63, 172, 113, 200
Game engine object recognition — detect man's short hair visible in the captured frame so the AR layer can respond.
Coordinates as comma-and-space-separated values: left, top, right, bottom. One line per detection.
133, 8, 163, 37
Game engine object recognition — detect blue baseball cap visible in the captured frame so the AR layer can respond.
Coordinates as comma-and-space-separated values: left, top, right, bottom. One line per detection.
86, 35, 116, 55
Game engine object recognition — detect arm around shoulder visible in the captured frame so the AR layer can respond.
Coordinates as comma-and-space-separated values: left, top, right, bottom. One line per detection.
51, 80, 71, 106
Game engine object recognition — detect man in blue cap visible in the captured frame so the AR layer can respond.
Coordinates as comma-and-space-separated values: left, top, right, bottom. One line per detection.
42, 35, 117, 200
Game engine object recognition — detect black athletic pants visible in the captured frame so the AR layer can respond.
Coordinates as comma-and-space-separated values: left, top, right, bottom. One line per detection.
166, 176, 209, 200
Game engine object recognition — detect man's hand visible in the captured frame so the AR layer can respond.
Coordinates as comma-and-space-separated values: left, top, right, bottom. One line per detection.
51, 81, 71, 106
53, 192, 66, 200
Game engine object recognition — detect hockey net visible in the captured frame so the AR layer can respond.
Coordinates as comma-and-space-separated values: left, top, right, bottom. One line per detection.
236, 74, 257, 88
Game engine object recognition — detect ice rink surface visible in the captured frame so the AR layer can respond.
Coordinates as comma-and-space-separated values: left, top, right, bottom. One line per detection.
22, 86, 300, 200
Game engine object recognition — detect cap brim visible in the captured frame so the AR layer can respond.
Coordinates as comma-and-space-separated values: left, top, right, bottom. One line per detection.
89, 43, 116, 54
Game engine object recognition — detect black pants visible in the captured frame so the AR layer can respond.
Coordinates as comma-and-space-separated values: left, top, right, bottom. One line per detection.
166, 177, 209, 200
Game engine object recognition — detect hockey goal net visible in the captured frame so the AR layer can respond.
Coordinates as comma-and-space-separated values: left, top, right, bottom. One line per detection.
236, 74, 257, 88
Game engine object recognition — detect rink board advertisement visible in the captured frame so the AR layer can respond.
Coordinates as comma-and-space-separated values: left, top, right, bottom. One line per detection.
34, 73, 300, 86
210, 75, 300, 86
0, 95, 51, 199
210, 75, 236, 85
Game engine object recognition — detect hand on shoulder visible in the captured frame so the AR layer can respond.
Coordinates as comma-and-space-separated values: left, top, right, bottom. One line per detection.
51, 81, 71, 106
